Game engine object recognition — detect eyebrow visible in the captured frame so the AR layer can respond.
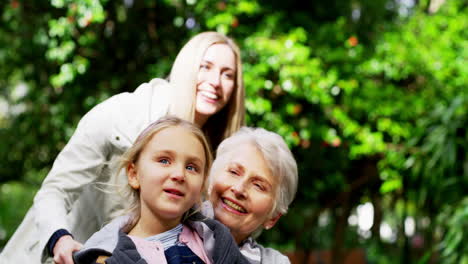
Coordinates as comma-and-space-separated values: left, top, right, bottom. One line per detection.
228, 162, 272, 186
187, 155, 204, 167
201, 59, 235, 72
228, 162, 245, 173
252, 174, 273, 188
156, 150, 204, 165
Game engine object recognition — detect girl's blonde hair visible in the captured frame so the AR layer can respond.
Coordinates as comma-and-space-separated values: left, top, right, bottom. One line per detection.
168, 31, 245, 149
117, 116, 213, 224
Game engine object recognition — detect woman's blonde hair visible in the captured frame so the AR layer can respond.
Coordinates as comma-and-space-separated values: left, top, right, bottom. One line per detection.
117, 116, 213, 224
168, 31, 245, 149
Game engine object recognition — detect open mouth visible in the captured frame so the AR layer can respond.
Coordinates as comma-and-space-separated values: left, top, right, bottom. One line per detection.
199, 90, 219, 100
164, 189, 184, 197
222, 198, 247, 214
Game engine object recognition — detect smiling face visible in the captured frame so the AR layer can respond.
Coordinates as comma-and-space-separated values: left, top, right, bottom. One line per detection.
127, 126, 206, 231
209, 143, 281, 244
195, 43, 236, 126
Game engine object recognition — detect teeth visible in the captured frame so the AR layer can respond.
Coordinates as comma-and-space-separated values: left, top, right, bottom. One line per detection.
200, 91, 218, 100
223, 199, 246, 213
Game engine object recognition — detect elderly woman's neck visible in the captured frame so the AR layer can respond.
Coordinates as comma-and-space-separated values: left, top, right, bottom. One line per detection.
232, 232, 248, 245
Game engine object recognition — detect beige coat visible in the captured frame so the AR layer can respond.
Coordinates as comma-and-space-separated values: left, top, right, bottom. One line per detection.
0, 78, 172, 263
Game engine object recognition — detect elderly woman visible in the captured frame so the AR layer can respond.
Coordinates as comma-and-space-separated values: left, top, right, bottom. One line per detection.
206, 127, 298, 263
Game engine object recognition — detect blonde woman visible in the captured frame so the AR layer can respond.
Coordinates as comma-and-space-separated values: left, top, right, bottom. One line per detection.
0, 32, 245, 264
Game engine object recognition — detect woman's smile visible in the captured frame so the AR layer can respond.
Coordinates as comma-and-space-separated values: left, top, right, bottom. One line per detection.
221, 197, 248, 214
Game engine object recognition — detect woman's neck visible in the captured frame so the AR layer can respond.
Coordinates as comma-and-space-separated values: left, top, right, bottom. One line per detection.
232, 232, 248, 245
194, 113, 209, 127
128, 211, 182, 238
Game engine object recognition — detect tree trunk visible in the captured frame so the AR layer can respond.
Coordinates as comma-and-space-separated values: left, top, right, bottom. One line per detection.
331, 197, 352, 264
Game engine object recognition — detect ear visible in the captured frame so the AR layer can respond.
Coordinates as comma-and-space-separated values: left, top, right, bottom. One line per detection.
263, 213, 282, 230
127, 162, 140, 190
207, 182, 213, 196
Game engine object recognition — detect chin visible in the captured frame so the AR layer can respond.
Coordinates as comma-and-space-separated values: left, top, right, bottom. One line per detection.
197, 106, 218, 116
159, 209, 186, 219
216, 213, 236, 229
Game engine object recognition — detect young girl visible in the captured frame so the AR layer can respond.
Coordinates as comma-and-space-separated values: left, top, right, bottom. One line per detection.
73, 117, 248, 264
1, 32, 245, 264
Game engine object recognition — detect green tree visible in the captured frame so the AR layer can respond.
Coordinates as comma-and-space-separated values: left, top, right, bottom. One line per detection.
1, 0, 466, 263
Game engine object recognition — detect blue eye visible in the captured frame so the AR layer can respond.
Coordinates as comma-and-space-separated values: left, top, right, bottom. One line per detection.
159, 158, 170, 164
186, 165, 198, 172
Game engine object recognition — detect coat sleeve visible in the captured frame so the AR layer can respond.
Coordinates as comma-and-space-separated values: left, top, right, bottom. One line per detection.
32, 96, 117, 260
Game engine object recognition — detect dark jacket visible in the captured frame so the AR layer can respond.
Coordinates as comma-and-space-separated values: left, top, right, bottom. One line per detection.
73, 212, 249, 264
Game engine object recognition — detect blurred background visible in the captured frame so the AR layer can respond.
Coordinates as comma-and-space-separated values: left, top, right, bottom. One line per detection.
0, 0, 466, 263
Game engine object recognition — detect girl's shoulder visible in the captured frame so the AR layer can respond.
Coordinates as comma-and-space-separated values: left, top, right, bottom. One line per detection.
80, 215, 133, 252
73, 215, 136, 264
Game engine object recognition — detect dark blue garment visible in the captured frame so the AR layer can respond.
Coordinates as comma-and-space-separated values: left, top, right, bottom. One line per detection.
47, 229, 73, 256
164, 244, 205, 264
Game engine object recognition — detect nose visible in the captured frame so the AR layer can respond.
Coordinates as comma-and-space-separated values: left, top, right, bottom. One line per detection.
206, 69, 221, 88
230, 180, 247, 199
170, 165, 185, 183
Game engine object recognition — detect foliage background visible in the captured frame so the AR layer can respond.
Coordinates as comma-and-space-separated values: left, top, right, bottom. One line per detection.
0, 0, 466, 263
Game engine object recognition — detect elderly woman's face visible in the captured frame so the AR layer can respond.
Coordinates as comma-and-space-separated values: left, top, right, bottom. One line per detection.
209, 144, 280, 244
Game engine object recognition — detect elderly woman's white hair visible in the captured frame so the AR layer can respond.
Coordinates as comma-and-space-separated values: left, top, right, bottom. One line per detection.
209, 127, 298, 217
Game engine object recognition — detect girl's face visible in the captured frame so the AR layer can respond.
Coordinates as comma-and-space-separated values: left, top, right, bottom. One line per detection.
128, 126, 206, 227
209, 144, 281, 244
195, 43, 236, 125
